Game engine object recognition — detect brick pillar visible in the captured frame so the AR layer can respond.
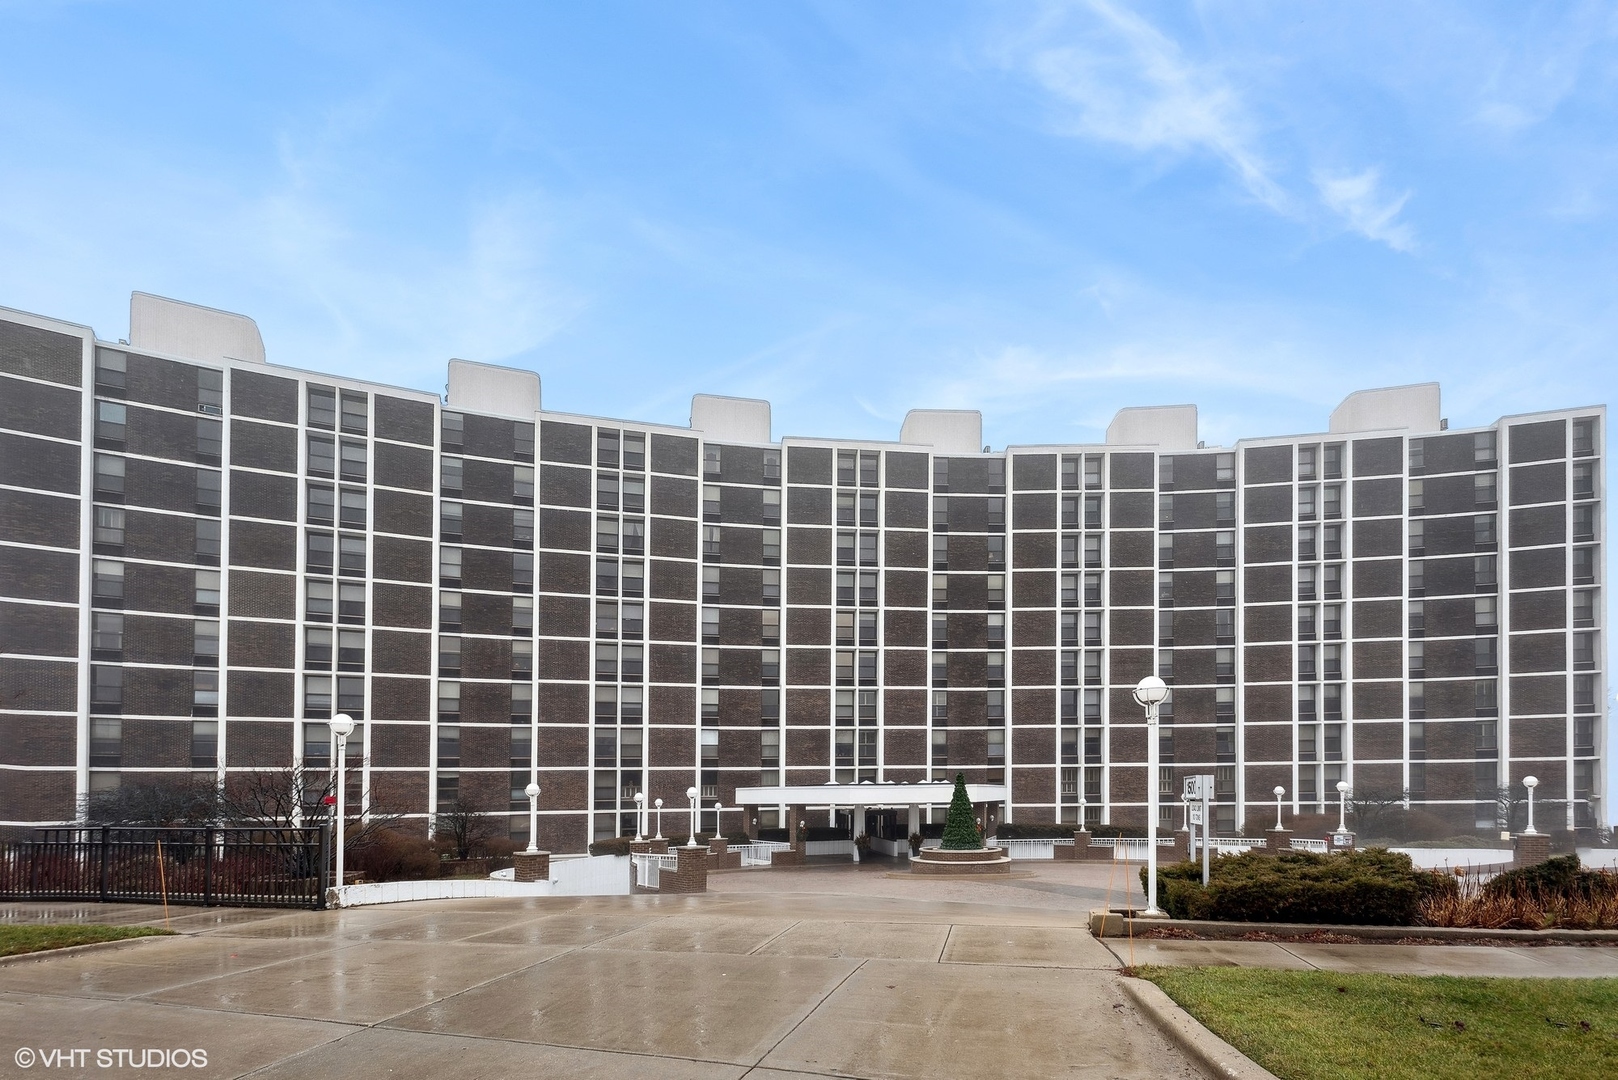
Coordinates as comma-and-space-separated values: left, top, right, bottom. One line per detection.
1170, 829, 1190, 863
1070, 829, 1091, 861
1263, 829, 1292, 856
1513, 832, 1552, 869
1330, 831, 1357, 853
790, 806, 807, 856
512, 850, 550, 882
662, 845, 708, 894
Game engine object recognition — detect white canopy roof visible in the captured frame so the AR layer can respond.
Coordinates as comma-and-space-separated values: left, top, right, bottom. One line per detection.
731, 782, 1009, 808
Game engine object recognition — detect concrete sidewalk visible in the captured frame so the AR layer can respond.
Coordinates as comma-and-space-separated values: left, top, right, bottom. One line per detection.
1104, 936, 1618, 977
1, 890, 1205, 1080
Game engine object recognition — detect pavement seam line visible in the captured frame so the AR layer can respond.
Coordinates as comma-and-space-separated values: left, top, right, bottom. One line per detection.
937, 923, 954, 964
1273, 942, 1319, 969
747, 919, 802, 955
746, 956, 870, 1071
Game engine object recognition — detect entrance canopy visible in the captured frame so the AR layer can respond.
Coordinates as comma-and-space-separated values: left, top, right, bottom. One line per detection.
732, 782, 1008, 808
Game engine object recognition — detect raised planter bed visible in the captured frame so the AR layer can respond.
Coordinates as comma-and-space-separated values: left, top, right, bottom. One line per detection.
910, 847, 1012, 875
1088, 910, 1618, 945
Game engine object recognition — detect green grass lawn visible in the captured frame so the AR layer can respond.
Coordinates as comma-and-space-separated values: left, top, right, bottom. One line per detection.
1138, 967, 1618, 1080
0, 923, 173, 958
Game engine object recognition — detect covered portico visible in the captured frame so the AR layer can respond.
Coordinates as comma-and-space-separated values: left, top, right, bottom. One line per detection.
732, 781, 1010, 861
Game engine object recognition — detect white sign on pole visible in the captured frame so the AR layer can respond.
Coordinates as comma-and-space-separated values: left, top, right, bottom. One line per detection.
1183, 776, 1206, 800
1188, 802, 1204, 827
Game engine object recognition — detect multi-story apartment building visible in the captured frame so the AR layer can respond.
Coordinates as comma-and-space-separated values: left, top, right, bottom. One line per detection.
0, 294, 1606, 848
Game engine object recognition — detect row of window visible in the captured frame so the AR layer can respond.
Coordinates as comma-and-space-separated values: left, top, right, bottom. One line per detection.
91, 561, 219, 613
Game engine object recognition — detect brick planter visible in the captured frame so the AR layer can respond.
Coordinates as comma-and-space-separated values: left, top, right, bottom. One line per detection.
910, 847, 1012, 875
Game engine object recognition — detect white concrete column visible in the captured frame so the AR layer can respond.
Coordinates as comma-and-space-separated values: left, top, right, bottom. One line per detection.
907, 805, 920, 859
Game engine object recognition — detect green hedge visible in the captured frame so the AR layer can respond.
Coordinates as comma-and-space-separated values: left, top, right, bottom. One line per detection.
1484, 854, 1618, 902
1142, 849, 1455, 926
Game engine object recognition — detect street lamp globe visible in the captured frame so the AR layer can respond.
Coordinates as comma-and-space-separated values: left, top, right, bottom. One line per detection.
329, 713, 355, 739
524, 782, 540, 799
1132, 675, 1169, 707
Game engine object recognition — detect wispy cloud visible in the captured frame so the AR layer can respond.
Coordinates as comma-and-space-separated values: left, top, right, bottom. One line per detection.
1007, 0, 1289, 212
1312, 167, 1416, 252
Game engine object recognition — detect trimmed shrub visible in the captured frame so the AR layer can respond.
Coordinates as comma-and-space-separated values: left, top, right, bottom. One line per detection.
1143, 849, 1455, 926
348, 829, 440, 883
1484, 855, 1618, 903
940, 773, 983, 850
588, 837, 638, 856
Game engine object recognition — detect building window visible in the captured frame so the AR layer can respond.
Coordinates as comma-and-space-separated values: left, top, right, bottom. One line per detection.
338, 391, 367, 434
95, 400, 126, 448
441, 456, 463, 494
194, 570, 220, 614
308, 434, 336, 477
196, 417, 222, 462
439, 590, 462, 631
94, 454, 125, 500
192, 670, 219, 717
308, 386, 337, 428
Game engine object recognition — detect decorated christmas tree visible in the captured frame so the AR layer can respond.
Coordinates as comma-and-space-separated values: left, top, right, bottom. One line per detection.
940, 772, 982, 850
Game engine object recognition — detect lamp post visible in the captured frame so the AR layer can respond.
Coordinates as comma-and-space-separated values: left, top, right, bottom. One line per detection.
653, 798, 664, 841
713, 803, 725, 843
1132, 675, 1169, 917
1336, 780, 1350, 835
524, 782, 541, 854
1523, 776, 1540, 835
685, 786, 699, 848
328, 713, 355, 890
633, 791, 645, 842
1273, 786, 1286, 831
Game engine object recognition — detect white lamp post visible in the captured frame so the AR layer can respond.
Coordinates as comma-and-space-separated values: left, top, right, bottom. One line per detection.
1336, 780, 1350, 835
1523, 776, 1540, 835
524, 782, 541, 853
654, 797, 664, 840
712, 803, 725, 842
1273, 786, 1286, 831
685, 786, 700, 847
1132, 675, 1169, 917
633, 791, 645, 842
328, 713, 355, 890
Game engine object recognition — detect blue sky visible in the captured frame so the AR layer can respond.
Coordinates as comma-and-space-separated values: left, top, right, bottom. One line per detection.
3, 2, 1617, 816
2, 1, 1615, 449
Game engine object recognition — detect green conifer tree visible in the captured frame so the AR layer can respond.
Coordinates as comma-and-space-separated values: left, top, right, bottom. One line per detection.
940, 772, 982, 850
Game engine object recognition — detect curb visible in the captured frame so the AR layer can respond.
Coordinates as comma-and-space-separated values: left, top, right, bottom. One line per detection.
0, 932, 175, 968
1088, 910, 1618, 944
1120, 976, 1282, 1080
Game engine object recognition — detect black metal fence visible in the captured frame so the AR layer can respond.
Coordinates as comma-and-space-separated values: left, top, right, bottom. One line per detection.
0, 826, 330, 909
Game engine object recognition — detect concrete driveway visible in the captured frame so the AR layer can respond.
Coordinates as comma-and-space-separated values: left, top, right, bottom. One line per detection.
0, 879, 1202, 1080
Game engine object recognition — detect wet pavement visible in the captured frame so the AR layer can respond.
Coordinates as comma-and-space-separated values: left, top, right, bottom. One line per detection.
0, 873, 1203, 1080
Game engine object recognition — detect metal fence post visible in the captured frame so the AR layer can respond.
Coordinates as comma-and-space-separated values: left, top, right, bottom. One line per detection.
98, 826, 109, 903
203, 826, 215, 907
316, 824, 330, 909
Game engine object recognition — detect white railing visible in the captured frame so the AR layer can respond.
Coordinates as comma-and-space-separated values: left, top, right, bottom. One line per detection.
1291, 838, 1329, 852
733, 841, 790, 867
1097, 837, 1177, 860
805, 839, 855, 856
633, 852, 678, 889
991, 838, 1074, 860
1201, 837, 1266, 855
